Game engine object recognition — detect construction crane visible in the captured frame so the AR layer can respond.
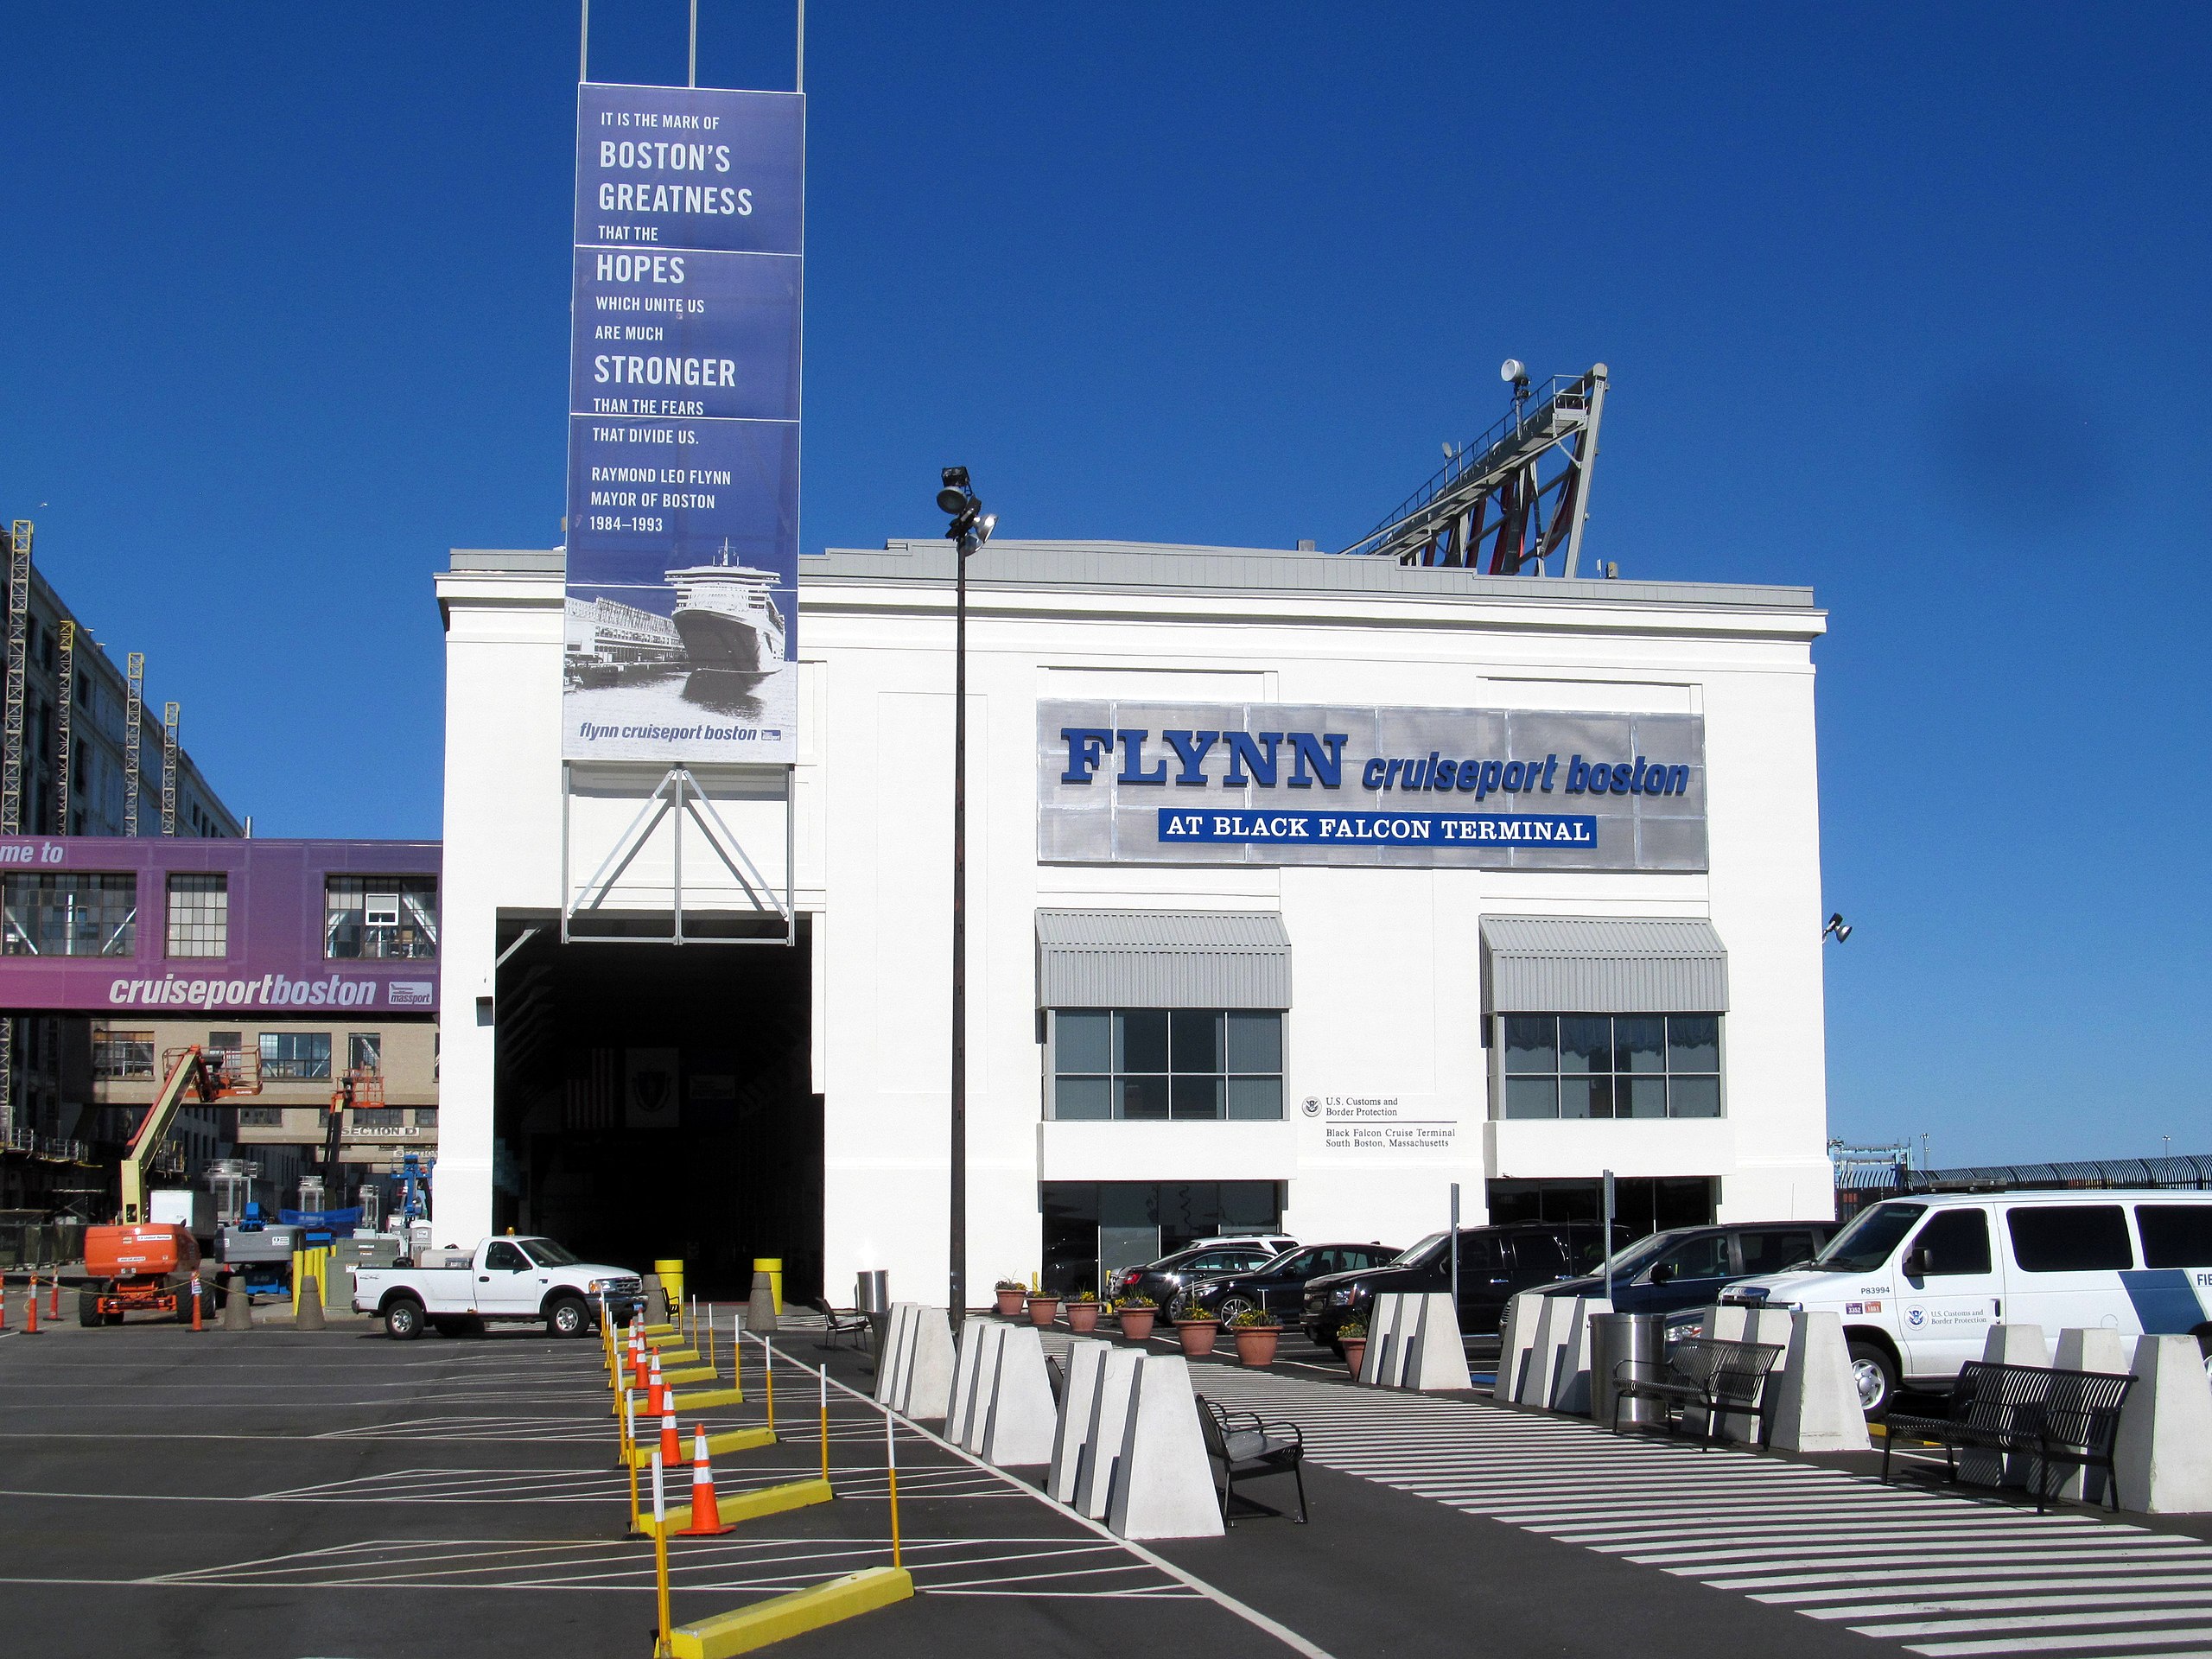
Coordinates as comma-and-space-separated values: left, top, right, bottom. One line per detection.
118, 1045, 260, 1224
1341, 362, 1609, 574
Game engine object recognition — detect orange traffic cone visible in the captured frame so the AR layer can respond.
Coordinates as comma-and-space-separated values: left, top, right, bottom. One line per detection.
1, 1274, 9, 1332
646, 1356, 667, 1417
658, 1408, 681, 1470
683, 1424, 732, 1535
47, 1274, 58, 1319
25, 1277, 40, 1335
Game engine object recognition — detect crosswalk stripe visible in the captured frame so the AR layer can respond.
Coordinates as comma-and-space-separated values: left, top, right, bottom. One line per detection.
1185, 1366, 2205, 1659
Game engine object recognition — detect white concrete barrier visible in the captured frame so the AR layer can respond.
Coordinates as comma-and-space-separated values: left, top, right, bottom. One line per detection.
1358, 1294, 1414, 1386
2114, 1333, 2212, 1515
1544, 1296, 1611, 1414
1106, 1354, 1224, 1541
1764, 1310, 1872, 1453
1075, 1346, 1142, 1520
1520, 1294, 1569, 1407
944, 1316, 983, 1439
1402, 1292, 1475, 1392
950, 1319, 1009, 1454
1495, 1290, 1546, 1402
1048, 1338, 1111, 1503
1963, 1323, 2051, 1487
980, 1325, 1058, 1467
2050, 1326, 2131, 1503
873, 1304, 917, 1405
895, 1306, 955, 1421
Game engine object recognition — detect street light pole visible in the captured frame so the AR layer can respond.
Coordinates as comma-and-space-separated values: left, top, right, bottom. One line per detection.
937, 470, 994, 1330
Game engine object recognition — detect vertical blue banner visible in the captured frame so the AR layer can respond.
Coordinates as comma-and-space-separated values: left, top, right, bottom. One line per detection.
563, 83, 803, 766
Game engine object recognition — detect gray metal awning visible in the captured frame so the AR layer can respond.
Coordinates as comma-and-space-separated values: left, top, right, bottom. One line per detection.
1480, 916, 1728, 1014
1036, 910, 1291, 1009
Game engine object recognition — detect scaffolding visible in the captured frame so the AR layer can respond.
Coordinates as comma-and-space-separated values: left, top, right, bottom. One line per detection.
123, 652, 144, 836
2, 519, 29, 833
54, 620, 73, 834
161, 700, 179, 836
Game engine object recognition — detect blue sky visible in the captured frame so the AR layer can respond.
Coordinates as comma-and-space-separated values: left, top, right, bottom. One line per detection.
3, 4, 2206, 1165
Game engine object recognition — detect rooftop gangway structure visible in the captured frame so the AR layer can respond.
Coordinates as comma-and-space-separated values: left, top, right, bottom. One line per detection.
1340, 362, 1609, 574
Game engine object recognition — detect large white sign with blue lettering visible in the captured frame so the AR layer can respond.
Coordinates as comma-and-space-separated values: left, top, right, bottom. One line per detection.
1038, 701, 1706, 870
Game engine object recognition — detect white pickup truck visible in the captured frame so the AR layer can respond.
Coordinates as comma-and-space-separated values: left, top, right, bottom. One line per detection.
353, 1236, 644, 1339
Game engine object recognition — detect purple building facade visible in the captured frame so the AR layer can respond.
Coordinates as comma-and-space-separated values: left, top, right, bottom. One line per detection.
0, 836, 442, 1218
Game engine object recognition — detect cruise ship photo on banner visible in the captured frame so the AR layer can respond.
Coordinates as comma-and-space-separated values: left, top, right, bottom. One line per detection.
667, 547, 789, 677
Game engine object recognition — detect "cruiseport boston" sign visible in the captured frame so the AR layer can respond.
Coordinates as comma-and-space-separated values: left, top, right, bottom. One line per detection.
1037, 700, 1706, 870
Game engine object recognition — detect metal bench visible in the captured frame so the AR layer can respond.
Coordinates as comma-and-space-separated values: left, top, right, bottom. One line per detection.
1195, 1395, 1308, 1525
1882, 1359, 2134, 1513
1612, 1338, 1785, 1447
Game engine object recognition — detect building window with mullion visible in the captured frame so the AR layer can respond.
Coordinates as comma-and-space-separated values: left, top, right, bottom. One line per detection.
1052, 1007, 1283, 1122
1499, 1013, 1721, 1120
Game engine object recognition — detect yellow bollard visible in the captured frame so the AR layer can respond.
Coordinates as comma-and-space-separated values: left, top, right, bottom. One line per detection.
624, 1393, 642, 1537
652, 1452, 673, 1657
752, 1257, 782, 1315
653, 1258, 685, 1314
885, 1411, 902, 1570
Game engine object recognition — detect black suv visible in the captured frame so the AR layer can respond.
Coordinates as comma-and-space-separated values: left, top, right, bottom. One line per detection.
1301, 1222, 1623, 1351
1179, 1243, 1402, 1324
1542, 1220, 1840, 1324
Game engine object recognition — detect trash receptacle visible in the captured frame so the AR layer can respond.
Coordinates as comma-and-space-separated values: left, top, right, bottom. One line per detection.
1590, 1313, 1668, 1430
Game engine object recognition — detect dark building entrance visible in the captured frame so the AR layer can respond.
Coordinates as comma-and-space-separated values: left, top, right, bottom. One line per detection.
491, 919, 819, 1300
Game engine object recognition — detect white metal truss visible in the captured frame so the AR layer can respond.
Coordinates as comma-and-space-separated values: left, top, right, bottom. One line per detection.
559, 763, 794, 945
124, 652, 144, 836
2, 519, 29, 833
54, 620, 73, 834
161, 701, 180, 836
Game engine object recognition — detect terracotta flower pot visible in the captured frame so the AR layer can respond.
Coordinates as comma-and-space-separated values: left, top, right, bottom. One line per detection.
1341, 1338, 1368, 1377
995, 1288, 1026, 1317
1175, 1319, 1220, 1357
1066, 1301, 1101, 1333
1117, 1306, 1156, 1341
1027, 1294, 1059, 1327
1233, 1325, 1281, 1368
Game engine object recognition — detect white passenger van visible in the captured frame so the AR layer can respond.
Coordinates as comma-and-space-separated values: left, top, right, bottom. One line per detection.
1723, 1190, 2212, 1418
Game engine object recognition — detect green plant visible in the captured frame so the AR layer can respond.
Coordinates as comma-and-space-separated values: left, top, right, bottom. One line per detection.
1336, 1318, 1367, 1339
1228, 1307, 1280, 1330
994, 1278, 1027, 1293
1068, 1288, 1098, 1304
1114, 1293, 1156, 1311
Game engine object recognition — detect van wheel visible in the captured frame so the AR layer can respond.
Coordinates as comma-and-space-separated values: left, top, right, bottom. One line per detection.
547, 1296, 590, 1338
1848, 1339, 1899, 1420
385, 1298, 425, 1340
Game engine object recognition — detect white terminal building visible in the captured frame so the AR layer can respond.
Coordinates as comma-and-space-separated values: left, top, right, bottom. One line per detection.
434, 539, 1831, 1303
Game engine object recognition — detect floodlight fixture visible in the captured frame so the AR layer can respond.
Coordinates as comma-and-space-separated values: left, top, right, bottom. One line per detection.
1822, 912, 1853, 944
1499, 358, 1527, 384
937, 486, 968, 514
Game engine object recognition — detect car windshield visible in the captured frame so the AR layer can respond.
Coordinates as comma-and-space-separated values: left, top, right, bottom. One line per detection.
1597, 1231, 1681, 1279
1255, 1248, 1310, 1274
1392, 1232, 1446, 1268
1812, 1203, 1926, 1273
520, 1239, 582, 1268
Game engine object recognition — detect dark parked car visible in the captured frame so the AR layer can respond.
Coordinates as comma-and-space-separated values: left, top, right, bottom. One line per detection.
1115, 1242, 1286, 1314
1179, 1242, 1402, 1324
1543, 1220, 1840, 1325
1301, 1222, 1624, 1350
